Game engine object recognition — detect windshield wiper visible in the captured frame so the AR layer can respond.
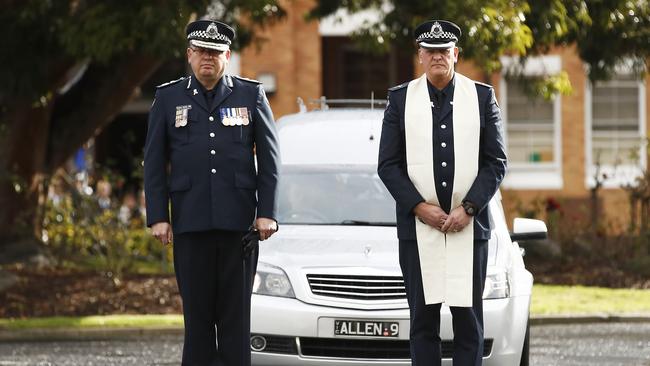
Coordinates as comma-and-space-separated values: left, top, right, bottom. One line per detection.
340, 220, 396, 226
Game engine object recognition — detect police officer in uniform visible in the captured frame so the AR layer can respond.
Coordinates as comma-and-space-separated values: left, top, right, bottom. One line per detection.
378, 20, 507, 366
144, 19, 280, 366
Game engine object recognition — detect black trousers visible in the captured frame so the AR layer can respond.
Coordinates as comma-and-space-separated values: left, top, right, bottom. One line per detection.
173, 230, 258, 366
399, 239, 488, 366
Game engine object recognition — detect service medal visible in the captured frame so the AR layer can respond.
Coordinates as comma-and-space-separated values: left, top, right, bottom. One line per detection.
220, 108, 231, 126
175, 105, 191, 127
240, 107, 250, 126
234, 108, 243, 126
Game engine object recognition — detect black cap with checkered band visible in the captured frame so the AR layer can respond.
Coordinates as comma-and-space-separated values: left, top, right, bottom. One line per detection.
186, 20, 235, 51
414, 20, 461, 49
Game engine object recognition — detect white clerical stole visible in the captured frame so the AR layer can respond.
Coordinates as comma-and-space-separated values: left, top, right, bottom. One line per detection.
404, 72, 480, 307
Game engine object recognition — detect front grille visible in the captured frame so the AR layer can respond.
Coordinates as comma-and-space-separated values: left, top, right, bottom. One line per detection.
252, 335, 298, 354
299, 338, 494, 359
306, 274, 406, 300
300, 337, 410, 359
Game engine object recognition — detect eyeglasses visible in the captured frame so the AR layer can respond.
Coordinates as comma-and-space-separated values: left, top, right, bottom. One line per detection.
190, 47, 223, 57
422, 47, 453, 55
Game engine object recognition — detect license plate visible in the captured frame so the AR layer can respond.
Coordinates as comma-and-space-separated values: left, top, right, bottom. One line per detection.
334, 320, 399, 337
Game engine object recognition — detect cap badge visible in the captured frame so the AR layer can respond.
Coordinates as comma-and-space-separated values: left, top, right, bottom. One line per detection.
431, 21, 443, 37
206, 22, 220, 39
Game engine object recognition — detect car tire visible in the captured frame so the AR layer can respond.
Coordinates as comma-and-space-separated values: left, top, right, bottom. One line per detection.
519, 319, 530, 366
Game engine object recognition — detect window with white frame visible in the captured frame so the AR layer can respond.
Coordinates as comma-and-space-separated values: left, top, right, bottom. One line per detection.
586, 73, 646, 187
500, 55, 563, 189
505, 80, 556, 164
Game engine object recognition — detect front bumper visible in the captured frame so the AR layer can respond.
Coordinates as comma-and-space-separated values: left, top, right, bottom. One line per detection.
251, 294, 530, 366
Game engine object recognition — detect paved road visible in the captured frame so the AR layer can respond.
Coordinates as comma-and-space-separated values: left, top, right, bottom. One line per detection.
530, 322, 650, 366
0, 323, 648, 365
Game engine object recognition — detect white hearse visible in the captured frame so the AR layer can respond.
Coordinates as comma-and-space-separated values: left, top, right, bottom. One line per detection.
250, 101, 546, 366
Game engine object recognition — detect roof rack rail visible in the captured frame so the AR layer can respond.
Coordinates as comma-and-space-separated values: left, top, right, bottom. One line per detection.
306, 93, 387, 111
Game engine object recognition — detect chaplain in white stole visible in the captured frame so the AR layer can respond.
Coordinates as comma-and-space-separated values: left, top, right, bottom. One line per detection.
378, 18, 507, 366
405, 72, 480, 307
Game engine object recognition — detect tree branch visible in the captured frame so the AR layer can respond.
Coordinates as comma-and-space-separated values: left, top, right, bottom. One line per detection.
47, 53, 163, 172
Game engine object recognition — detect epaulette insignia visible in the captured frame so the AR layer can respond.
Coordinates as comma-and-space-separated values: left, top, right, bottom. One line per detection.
156, 77, 186, 89
388, 82, 409, 91
233, 75, 261, 84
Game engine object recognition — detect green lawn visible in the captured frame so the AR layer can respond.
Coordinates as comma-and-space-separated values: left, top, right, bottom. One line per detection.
531, 284, 650, 315
1, 285, 649, 330
0, 314, 183, 330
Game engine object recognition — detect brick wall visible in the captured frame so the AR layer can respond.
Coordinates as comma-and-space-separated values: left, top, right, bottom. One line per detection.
240, 0, 321, 119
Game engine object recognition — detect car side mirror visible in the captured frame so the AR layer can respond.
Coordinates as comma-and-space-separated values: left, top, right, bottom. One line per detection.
510, 218, 548, 242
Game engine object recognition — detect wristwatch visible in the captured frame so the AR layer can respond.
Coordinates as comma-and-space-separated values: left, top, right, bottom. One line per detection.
461, 200, 477, 216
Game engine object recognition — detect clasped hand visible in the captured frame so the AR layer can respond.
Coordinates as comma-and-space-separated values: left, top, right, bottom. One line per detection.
414, 202, 471, 234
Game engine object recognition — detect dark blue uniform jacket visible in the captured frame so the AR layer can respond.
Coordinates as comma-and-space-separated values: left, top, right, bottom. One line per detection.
144, 74, 280, 233
378, 75, 507, 241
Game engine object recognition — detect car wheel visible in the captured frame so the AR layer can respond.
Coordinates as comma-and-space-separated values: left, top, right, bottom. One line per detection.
519, 319, 530, 366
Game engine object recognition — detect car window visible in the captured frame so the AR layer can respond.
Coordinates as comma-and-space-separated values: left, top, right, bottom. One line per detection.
278, 164, 396, 225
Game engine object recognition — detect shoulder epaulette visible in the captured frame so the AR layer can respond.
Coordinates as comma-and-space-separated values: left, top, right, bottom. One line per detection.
474, 80, 493, 89
388, 82, 409, 92
156, 77, 186, 89
233, 75, 261, 84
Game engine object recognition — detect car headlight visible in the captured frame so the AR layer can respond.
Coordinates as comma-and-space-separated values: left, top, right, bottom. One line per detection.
253, 262, 295, 298
482, 270, 509, 299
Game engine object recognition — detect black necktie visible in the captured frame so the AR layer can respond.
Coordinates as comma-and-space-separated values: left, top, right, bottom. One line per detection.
433, 91, 443, 110
205, 90, 215, 108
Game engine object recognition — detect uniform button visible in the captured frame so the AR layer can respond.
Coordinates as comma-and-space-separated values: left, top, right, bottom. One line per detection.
441, 124, 447, 129
210, 132, 215, 137
442, 182, 447, 187
441, 142, 447, 148
209, 116, 214, 122
211, 169, 216, 174
210, 150, 216, 155
442, 162, 447, 167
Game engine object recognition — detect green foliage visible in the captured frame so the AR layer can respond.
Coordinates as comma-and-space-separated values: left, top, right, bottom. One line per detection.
569, 0, 650, 81
505, 71, 573, 101
42, 189, 168, 284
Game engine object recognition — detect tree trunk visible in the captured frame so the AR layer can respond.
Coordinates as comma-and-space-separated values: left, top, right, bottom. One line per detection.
0, 53, 162, 252
48, 54, 162, 170
0, 99, 53, 245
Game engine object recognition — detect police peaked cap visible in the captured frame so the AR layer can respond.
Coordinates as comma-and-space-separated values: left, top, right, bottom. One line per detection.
414, 20, 461, 49
186, 20, 235, 51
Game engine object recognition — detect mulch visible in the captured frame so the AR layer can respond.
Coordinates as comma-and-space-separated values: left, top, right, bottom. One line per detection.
527, 261, 650, 289
0, 268, 181, 318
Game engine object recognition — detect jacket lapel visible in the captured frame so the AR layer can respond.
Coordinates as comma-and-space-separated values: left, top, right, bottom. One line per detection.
211, 75, 233, 113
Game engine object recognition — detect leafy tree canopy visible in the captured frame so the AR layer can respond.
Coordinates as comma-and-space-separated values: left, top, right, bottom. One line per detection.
309, 0, 649, 83
0, 0, 286, 103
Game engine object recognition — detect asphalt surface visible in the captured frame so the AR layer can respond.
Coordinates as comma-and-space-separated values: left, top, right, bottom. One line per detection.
530, 322, 650, 366
0, 323, 648, 365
